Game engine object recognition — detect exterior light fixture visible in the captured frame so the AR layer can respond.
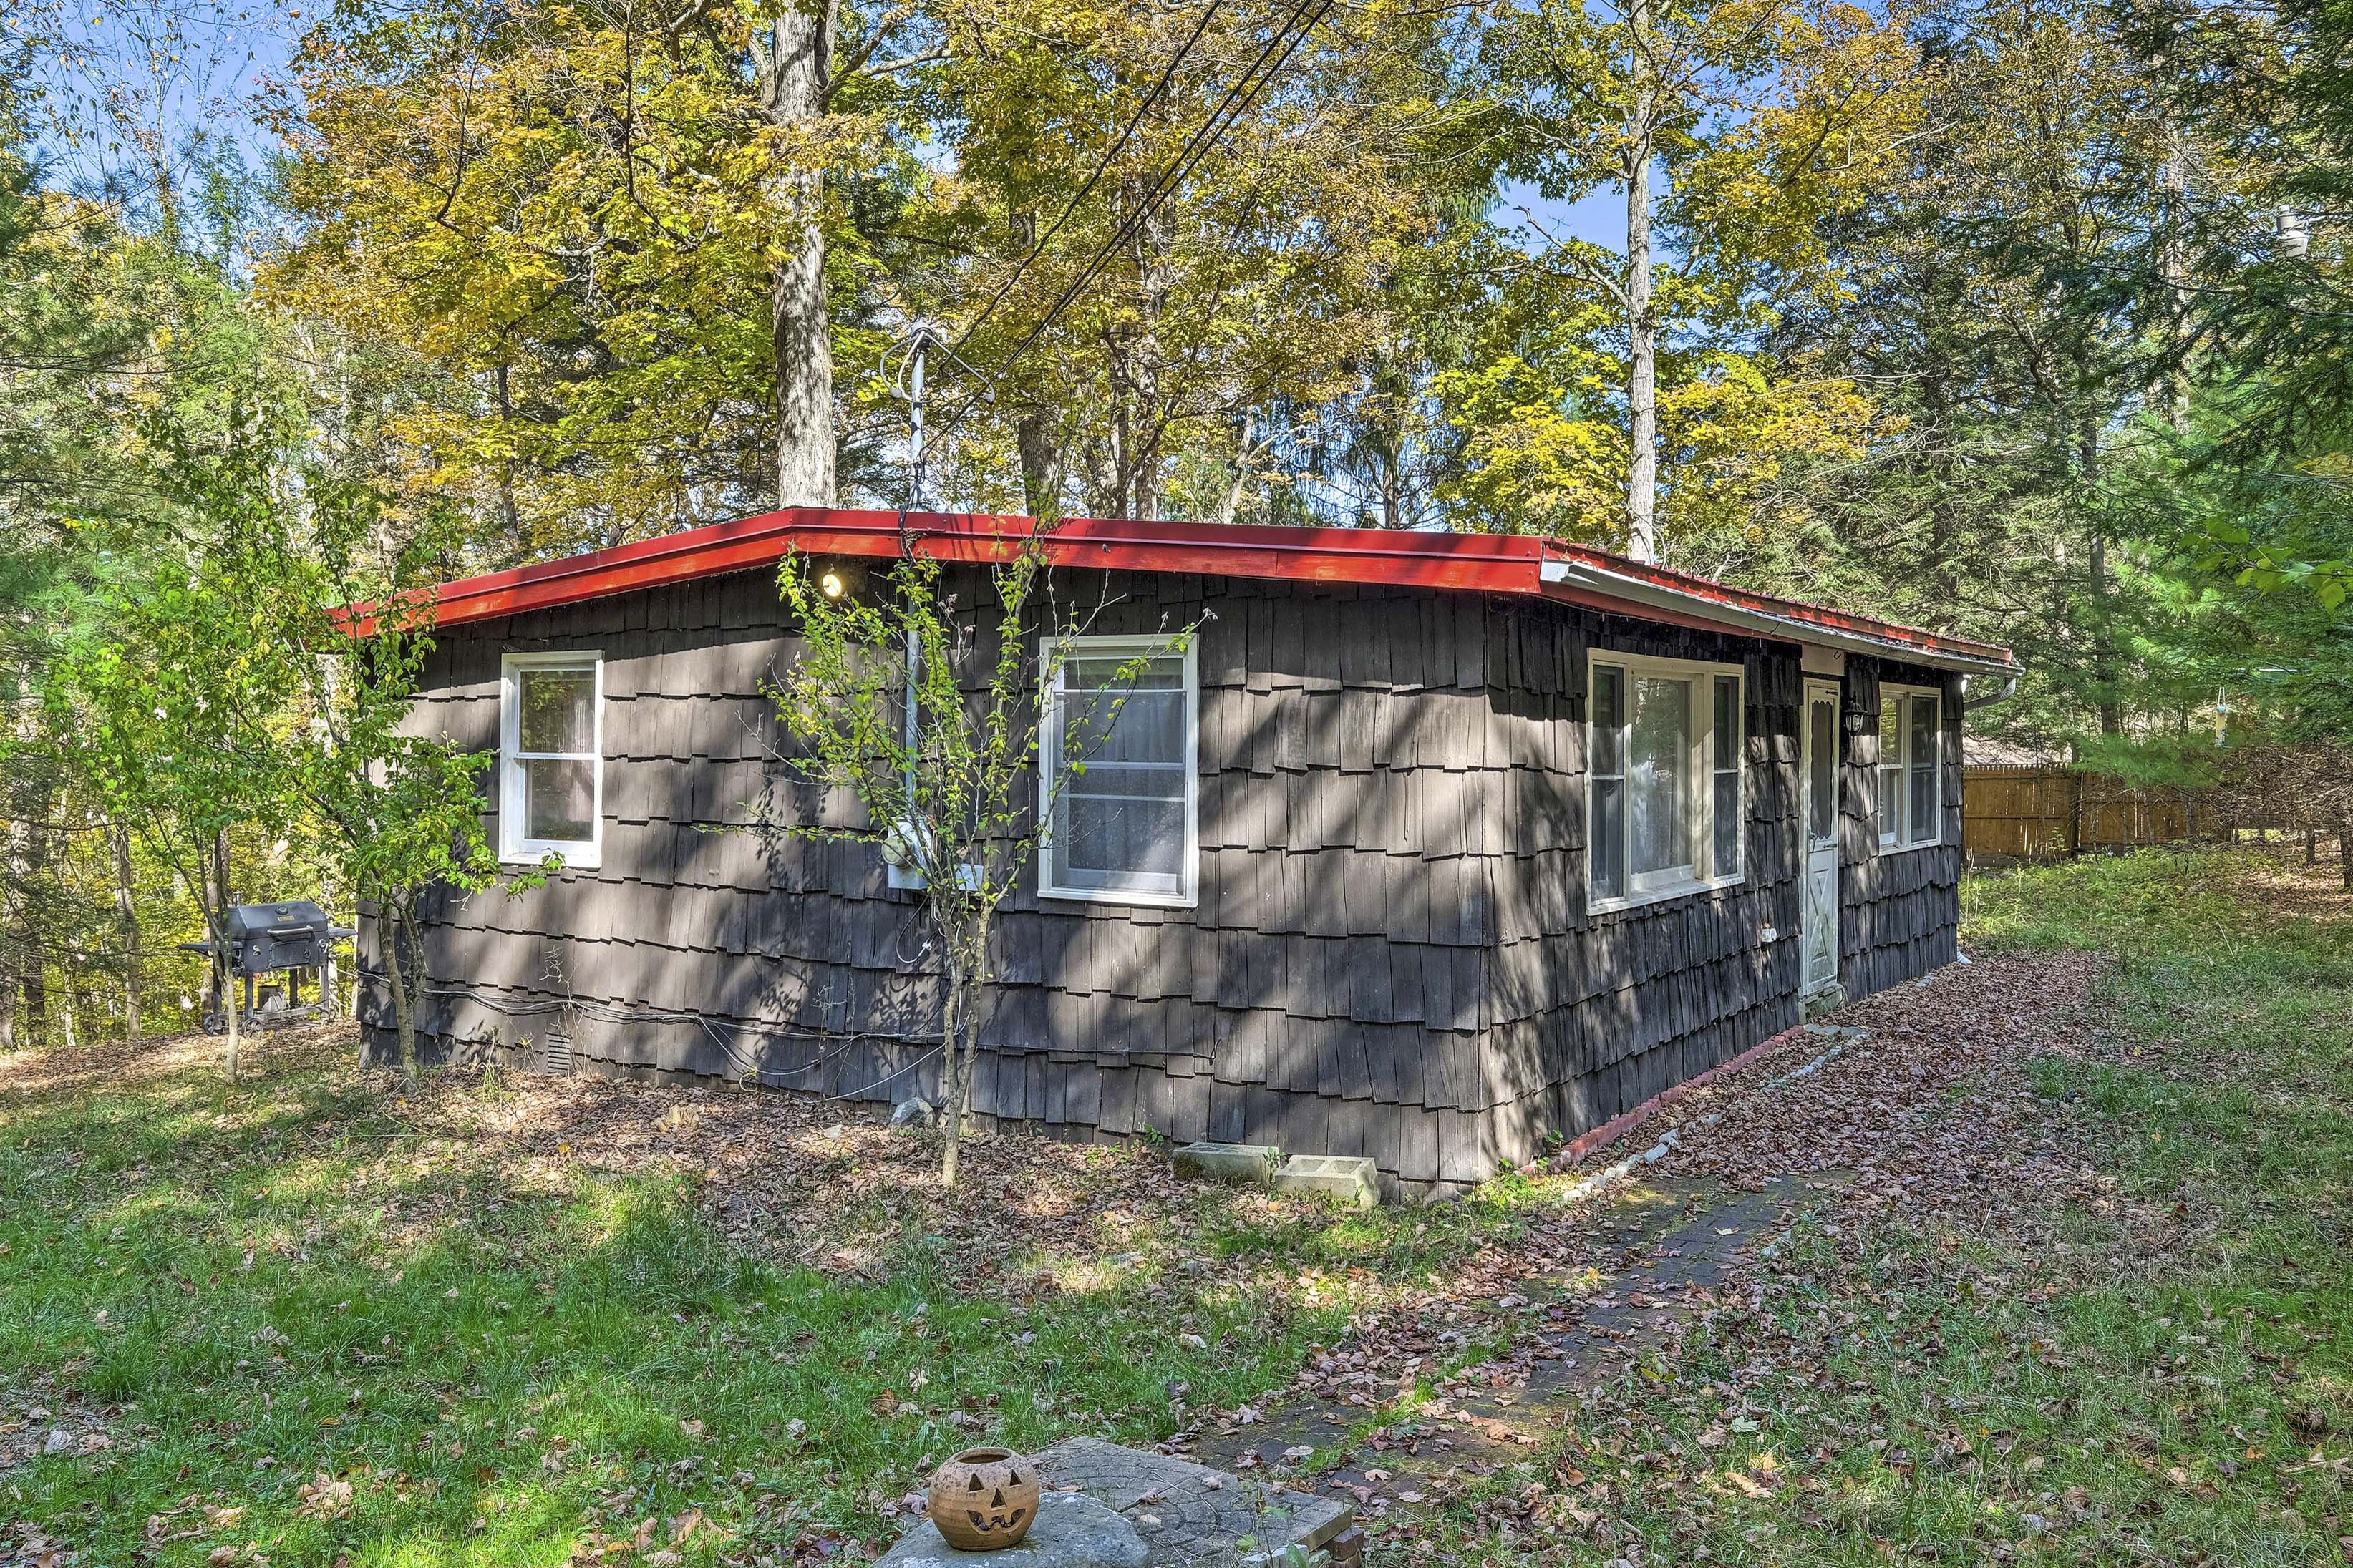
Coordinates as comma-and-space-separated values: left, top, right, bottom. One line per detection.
819, 568, 847, 600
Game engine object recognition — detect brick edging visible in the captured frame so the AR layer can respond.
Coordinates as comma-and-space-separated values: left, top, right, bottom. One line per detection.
1548, 1023, 1810, 1169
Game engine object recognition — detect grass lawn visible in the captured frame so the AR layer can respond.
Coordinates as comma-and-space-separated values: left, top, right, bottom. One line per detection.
1411, 846, 2353, 1565
6, 846, 2352, 1566
0, 1032, 1518, 1566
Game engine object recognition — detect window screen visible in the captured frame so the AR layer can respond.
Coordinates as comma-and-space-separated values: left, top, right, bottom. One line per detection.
503, 656, 601, 863
1712, 675, 1743, 875
1630, 676, 1694, 877
1590, 665, 1626, 902
1876, 688, 1943, 849
1588, 655, 1742, 908
1042, 643, 1195, 902
1878, 697, 1906, 844
1908, 692, 1940, 844
1808, 696, 1836, 843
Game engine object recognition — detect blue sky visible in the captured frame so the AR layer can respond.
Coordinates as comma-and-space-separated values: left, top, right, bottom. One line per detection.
1503, 181, 1629, 253
40, 6, 1631, 260
29, 1, 298, 200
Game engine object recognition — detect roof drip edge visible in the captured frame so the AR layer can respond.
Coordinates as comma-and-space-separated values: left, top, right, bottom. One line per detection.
1539, 558, 2017, 676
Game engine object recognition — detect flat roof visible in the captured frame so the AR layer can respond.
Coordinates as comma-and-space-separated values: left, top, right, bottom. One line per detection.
346, 507, 2016, 675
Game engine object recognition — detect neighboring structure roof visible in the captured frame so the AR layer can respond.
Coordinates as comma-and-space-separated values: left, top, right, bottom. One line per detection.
351, 507, 2016, 676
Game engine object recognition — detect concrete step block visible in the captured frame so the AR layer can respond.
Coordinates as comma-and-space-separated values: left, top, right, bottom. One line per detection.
1173, 1141, 1282, 1187
1274, 1153, 1381, 1209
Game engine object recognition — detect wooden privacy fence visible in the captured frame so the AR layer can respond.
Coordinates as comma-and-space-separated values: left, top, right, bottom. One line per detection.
1962, 765, 2210, 861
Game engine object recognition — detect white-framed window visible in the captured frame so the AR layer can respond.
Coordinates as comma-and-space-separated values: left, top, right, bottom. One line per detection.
1878, 684, 1944, 850
1588, 651, 1745, 912
500, 651, 603, 867
1037, 634, 1198, 907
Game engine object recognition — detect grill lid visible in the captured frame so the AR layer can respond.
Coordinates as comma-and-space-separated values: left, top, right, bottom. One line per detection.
225, 900, 334, 938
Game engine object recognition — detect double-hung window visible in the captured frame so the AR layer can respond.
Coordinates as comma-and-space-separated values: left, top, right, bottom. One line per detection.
1038, 635, 1198, 907
1877, 686, 1944, 849
1588, 652, 1745, 911
500, 652, 603, 867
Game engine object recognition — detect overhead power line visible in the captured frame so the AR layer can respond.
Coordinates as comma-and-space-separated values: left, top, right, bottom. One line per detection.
935, 0, 1339, 447
951, 0, 1230, 354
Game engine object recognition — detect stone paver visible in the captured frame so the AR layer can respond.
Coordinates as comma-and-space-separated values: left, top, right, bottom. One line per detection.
1032, 1437, 1353, 1567
877, 1489, 1146, 1568
1178, 1170, 1845, 1526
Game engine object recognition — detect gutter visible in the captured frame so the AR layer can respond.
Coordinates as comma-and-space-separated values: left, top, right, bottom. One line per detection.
1539, 557, 2018, 678
1961, 669, 2022, 710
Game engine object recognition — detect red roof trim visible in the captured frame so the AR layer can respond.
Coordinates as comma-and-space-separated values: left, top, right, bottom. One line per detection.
343, 507, 2013, 671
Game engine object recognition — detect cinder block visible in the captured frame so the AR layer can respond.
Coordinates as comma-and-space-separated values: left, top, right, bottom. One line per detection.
1173, 1141, 1283, 1187
1274, 1153, 1381, 1209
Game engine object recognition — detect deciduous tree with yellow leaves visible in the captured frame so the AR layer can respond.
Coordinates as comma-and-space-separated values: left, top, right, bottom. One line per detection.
1464, 0, 1925, 565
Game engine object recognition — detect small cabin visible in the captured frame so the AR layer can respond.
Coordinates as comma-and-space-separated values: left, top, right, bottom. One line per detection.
360, 510, 2014, 1199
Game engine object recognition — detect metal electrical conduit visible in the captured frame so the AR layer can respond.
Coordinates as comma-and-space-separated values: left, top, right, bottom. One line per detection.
356, 973, 946, 1105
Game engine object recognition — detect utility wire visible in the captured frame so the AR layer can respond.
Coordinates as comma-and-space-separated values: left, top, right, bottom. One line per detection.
951, 0, 1229, 354
933, 0, 1337, 448
979, 0, 1326, 376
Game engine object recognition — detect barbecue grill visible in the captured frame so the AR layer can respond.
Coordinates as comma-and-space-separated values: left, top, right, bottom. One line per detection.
178, 900, 356, 1033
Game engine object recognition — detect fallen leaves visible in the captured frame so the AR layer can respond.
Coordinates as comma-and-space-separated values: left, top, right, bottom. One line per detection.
296, 1474, 354, 1517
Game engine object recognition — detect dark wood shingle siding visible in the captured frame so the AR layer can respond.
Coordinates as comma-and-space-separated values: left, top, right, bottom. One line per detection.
368, 568, 1512, 1189
1835, 658, 1964, 1001
363, 567, 1966, 1197
1478, 603, 1807, 1172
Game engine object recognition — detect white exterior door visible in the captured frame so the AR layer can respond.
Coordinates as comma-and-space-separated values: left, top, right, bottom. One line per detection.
1801, 681, 1841, 996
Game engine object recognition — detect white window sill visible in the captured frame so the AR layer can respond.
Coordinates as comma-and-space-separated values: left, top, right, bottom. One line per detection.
1039, 884, 1198, 911
1588, 873, 1745, 917
503, 847, 599, 870
1876, 837, 1944, 856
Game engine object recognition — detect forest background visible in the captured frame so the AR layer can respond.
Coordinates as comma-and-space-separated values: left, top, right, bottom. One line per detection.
1, 0, 2348, 1051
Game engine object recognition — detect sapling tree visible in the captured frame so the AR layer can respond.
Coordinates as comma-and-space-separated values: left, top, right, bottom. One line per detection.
53, 417, 309, 1082
56, 434, 520, 1084
246, 479, 533, 1085
767, 534, 1193, 1185
59, 560, 316, 1078
291, 585, 512, 1086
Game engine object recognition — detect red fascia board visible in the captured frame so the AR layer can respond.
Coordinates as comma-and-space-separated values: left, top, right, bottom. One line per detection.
341, 509, 1553, 634
340, 508, 2013, 673
1541, 541, 2015, 668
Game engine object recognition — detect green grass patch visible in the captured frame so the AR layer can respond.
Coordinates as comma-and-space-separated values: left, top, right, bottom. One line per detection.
0, 1047, 1510, 1565
1417, 848, 2353, 1564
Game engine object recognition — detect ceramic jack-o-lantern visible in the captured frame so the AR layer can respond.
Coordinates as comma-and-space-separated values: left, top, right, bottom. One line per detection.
927, 1447, 1039, 1550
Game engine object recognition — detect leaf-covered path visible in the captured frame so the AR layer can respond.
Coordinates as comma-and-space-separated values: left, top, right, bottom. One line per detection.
1173, 943, 2117, 1550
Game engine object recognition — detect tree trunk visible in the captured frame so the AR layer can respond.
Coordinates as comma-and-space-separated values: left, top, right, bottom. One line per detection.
1622, 3, 1658, 565
387, 900, 421, 1086
761, 0, 838, 509
1130, 199, 1170, 522
19, 802, 49, 1043
2339, 817, 2352, 891
2087, 528, 2124, 735
2148, 133, 2190, 427
112, 821, 140, 1044
937, 964, 967, 1186
205, 829, 231, 1014
0, 805, 27, 1051
220, 917, 241, 1084
1018, 411, 1058, 519
2307, 825, 2319, 865
1218, 411, 1256, 525
494, 361, 525, 547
